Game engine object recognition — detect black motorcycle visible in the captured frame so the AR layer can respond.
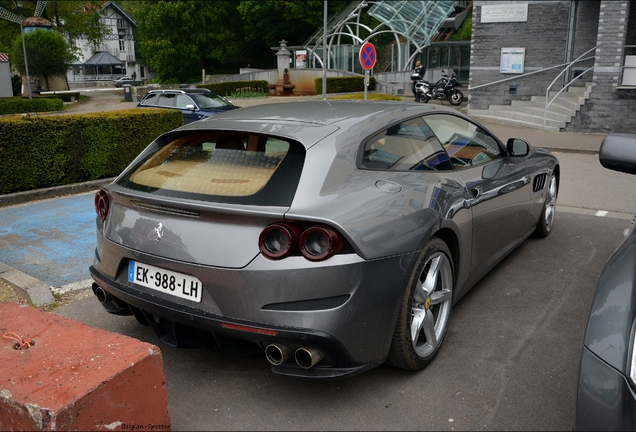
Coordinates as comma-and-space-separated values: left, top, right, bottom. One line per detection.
413, 70, 464, 106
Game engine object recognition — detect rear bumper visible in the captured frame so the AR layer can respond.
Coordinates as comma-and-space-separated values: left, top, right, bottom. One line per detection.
575, 346, 636, 430
90, 238, 418, 379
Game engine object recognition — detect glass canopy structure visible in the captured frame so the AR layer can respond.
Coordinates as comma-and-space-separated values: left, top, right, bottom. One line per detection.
303, 0, 458, 72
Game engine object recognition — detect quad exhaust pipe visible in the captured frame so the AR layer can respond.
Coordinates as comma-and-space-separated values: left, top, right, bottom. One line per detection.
295, 347, 324, 369
265, 344, 324, 369
265, 344, 293, 366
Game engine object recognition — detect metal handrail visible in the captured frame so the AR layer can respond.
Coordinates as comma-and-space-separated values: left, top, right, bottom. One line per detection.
543, 46, 596, 125
468, 62, 578, 91
468, 46, 596, 92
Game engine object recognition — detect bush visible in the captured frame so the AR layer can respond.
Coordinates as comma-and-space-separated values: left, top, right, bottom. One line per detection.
0, 108, 183, 195
197, 80, 269, 96
314, 76, 377, 94
0, 97, 63, 115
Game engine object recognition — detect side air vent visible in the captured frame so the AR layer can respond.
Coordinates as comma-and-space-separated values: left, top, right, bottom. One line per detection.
533, 174, 547, 192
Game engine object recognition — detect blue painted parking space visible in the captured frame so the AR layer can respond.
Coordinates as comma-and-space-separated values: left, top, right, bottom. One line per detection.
0, 193, 96, 288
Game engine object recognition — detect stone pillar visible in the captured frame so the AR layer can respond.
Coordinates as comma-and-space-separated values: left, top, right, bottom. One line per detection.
575, 0, 633, 132
593, 1, 630, 90
273, 40, 295, 96
276, 40, 291, 81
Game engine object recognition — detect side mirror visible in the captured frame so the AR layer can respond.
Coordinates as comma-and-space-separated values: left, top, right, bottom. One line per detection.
507, 138, 530, 157
599, 133, 636, 175
185, 104, 196, 110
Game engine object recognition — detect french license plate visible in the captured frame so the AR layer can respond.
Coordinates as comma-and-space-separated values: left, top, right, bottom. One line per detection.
128, 261, 202, 303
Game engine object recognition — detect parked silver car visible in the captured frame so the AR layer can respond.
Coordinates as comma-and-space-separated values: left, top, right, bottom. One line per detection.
575, 133, 636, 430
90, 101, 559, 379
112, 76, 143, 87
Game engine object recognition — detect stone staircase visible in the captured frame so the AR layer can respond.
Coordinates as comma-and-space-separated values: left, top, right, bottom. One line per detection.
467, 82, 593, 132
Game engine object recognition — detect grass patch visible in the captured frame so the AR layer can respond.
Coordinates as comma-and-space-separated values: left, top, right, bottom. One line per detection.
327, 93, 402, 101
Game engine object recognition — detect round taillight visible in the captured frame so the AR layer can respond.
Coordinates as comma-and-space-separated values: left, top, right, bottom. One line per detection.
95, 190, 110, 222
299, 225, 344, 261
259, 223, 300, 260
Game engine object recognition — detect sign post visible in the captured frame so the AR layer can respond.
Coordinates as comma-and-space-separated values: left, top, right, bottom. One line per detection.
359, 42, 376, 100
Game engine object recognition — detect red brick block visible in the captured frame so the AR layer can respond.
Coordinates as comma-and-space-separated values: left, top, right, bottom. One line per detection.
0, 302, 171, 431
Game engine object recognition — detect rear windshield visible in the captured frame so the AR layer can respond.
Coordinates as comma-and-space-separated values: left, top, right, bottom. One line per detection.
118, 132, 305, 206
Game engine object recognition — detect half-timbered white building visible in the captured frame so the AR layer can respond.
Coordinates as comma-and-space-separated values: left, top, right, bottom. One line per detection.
66, 1, 155, 87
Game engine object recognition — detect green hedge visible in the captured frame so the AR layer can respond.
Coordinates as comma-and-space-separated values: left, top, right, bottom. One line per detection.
314, 76, 377, 94
0, 97, 63, 115
197, 80, 269, 96
0, 109, 183, 195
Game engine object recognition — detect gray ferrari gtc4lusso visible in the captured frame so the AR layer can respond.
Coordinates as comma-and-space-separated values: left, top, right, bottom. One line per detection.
90, 101, 559, 379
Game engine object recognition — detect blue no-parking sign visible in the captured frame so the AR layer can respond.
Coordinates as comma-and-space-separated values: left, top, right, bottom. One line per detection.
359, 42, 376, 70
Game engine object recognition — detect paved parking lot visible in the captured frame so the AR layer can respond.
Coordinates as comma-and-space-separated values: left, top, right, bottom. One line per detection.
51, 211, 627, 430
0, 91, 630, 430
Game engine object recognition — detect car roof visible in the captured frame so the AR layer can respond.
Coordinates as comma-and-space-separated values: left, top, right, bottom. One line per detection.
145, 88, 212, 95
192, 100, 456, 127
177, 100, 460, 148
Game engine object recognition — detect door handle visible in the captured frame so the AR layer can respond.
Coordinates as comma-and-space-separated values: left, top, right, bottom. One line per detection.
470, 187, 481, 199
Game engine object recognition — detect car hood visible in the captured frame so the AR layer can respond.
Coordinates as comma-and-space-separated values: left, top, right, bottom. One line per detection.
200, 105, 239, 113
584, 219, 636, 373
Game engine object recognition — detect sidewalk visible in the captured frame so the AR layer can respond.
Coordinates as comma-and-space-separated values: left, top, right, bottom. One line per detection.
0, 92, 606, 306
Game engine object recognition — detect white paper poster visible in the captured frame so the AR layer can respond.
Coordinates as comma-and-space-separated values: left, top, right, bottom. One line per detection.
500, 48, 525, 74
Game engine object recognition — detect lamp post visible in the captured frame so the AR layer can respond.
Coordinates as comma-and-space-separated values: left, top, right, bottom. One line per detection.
14, 0, 32, 100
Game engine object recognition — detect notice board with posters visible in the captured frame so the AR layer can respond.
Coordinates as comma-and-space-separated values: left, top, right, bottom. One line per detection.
295, 50, 307, 68
500, 48, 525, 74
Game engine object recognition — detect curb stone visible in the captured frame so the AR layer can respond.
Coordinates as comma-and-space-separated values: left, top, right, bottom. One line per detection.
0, 262, 55, 306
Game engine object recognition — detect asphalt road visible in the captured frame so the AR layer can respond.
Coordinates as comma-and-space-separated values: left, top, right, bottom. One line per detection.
45, 151, 636, 431
53, 211, 627, 431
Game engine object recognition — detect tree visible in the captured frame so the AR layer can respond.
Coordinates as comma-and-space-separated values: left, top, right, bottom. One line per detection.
132, 0, 351, 81
10, 28, 77, 90
236, 0, 350, 67
0, 0, 109, 53
47, 0, 109, 47
135, 0, 244, 82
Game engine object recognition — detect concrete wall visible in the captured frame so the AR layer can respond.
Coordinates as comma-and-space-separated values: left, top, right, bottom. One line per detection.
568, 0, 636, 133
469, 1, 571, 110
207, 69, 377, 96
207, 68, 455, 97
0, 59, 12, 98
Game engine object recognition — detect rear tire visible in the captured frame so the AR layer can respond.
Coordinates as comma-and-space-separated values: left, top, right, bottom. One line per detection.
387, 238, 454, 370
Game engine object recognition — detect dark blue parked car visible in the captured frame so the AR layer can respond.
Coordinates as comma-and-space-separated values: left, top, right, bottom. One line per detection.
575, 133, 636, 430
137, 89, 238, 124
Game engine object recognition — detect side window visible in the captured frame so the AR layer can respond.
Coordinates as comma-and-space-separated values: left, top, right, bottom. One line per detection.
141, 93, 158, 106
361, 117, 452, 171
175, 95, 194, 109
156, 94, 175, 107
423, 114, 503, 168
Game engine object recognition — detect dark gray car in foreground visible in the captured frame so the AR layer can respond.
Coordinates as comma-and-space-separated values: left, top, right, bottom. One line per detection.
90, 101, 559, 379
575, 133, 636, 429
